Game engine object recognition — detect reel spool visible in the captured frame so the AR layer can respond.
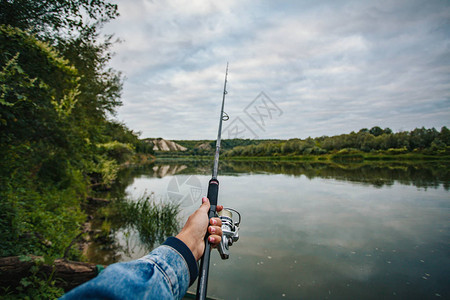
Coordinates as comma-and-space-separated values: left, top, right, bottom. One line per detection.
217, 208, 241, 259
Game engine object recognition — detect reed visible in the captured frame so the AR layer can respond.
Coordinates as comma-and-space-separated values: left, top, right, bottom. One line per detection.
114, 194, 180, 250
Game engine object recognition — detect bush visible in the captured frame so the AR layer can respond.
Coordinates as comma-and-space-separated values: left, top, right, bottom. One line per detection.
386, 147, 408, 155
98, 141, 135, 164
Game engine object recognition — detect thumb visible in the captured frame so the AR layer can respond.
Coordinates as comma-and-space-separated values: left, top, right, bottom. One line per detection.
199, 197, 210, 212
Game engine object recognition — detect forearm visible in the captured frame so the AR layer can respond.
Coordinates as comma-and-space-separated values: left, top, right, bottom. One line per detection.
61, 237, 198, 300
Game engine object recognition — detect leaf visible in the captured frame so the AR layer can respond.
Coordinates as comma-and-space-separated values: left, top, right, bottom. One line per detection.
20, 277, 32, 288
30, 265, 39, 274
19, 255, 32, 262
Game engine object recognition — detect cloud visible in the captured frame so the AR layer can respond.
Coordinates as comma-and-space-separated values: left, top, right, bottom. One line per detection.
103, 0, 450, 139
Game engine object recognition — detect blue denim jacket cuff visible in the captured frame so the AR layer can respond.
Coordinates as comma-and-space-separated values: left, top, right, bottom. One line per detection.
163, 236, 198, 286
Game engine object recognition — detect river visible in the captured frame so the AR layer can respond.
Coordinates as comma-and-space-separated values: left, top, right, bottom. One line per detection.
87, 160, 449, 299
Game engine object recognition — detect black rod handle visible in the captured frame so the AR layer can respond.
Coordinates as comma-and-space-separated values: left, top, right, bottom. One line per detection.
196, 179, 219, 300
206, 179, 219, 206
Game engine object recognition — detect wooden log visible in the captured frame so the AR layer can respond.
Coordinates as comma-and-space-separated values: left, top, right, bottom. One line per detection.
0, 256, 103, 292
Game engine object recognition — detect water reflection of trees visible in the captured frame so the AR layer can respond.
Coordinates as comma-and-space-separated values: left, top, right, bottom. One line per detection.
117, 161, 449, 190
224, 161, 449, 190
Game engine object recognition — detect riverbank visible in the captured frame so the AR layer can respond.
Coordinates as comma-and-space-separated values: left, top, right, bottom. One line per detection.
154, 152, 450, 163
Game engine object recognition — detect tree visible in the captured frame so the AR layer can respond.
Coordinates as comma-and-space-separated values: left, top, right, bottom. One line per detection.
369, 126, 384, 137
0, 0, 118, 40
409, 127, 439, 150
439, 126, 450, 146
57, 31, 122, 143
0, 25, 84, 180
0, 28, 76, 138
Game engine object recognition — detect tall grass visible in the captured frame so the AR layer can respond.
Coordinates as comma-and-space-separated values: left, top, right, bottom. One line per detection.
114, 195, 180, 250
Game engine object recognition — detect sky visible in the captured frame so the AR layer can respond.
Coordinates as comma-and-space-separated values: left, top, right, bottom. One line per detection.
102, 0, 450, 140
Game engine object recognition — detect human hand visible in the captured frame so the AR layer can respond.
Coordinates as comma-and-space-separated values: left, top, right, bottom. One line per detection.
176, 197, 223, 261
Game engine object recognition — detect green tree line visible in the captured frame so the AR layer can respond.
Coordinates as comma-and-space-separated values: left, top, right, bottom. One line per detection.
224, 126, 450, 157
169, 138, 264, 156
0, 1, 151, 297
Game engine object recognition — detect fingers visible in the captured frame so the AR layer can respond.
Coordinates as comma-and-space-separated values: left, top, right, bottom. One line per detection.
208, 234, 222, 247
210, 217, 222, 227
208, 216, 222, 247
208, 224, 222, 236
200, 198, 223, 247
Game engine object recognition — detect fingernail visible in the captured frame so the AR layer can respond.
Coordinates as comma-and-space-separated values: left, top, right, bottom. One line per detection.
202, 197, 207, 203
210, 227, 216, 233
208, 236, 214, 243
211, 219, 217, 225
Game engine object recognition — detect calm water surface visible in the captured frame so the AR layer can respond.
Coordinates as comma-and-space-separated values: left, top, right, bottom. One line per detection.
93, 161, 450, 299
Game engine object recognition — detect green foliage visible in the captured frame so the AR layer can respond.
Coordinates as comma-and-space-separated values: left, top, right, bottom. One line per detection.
105, 121, 153, 155
0, 26, 87, 261
94, 156, 120, 185
223, 127, 450, 158
0, 0, 118, 39
369, 126, 384, 136
171, 138, 266, 156
98, 141, 134, 164
0, 175, 86, 259
56, 32, 123, 143
0, 1, 143, 298
386, 147, 409, 155
2, 257, 65, 299
0, 25, 81, 145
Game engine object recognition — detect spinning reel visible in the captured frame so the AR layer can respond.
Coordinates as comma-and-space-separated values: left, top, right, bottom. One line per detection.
217, 208, 241, 259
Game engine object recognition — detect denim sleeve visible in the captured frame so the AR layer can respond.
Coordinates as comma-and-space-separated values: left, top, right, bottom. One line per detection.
60, 237, 198, 300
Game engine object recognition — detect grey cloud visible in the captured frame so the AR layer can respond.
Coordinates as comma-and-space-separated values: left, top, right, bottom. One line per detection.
103, 0, 450, 139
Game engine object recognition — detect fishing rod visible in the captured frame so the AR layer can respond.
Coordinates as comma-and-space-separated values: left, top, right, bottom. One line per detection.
196, 63, 241, 300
